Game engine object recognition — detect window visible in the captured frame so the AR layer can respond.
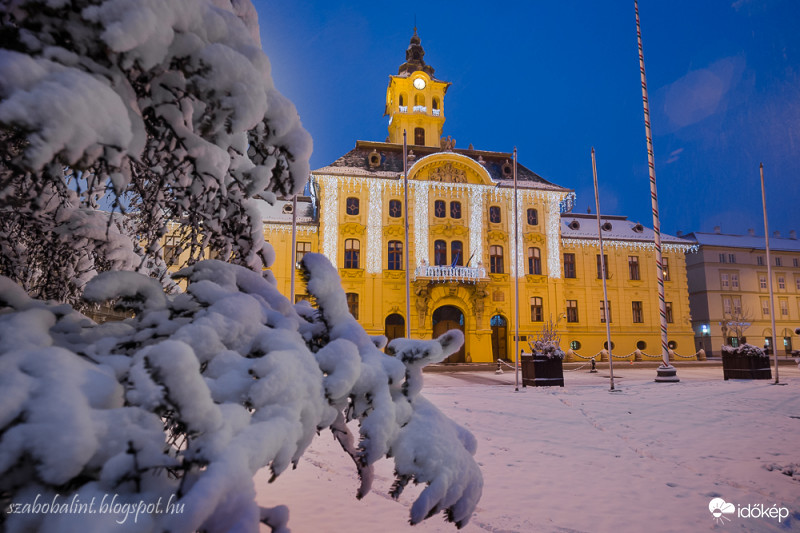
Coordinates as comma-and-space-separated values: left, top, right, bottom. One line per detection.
628, 256, 640, 280
632, 301, 644, 323
662, 257, 670, 281
570, 340, 581, 350
596, 254, 609, 279
434, 200, 446, 218
775, 257, 782, 267
719, 253, 726, 263
720, 273, 729, 289
489, 206, 501, 224
778, 276, 786, 290
527, 208, 538, 225
163, 235, 180, 264
451, 241, 463, 266
636, 340, 647, 350
761, 297, 770, 316
414, 127, 425, 146
528, 247, 541, 275
530, 297, 543, 322
731, 272, 739, 289
344, 239, 360, 269
780, 299, 788, 316
389, 199, 402, 218
600, 300, 612, 323
346, 197, 359, 215
434, 240, 447, 266
564, 253, 576, 278
490, 245, 504, 274
794, 258, 799, 268
722, 296, 732, 315
295, 241, 311, 265
732, 296, 742, 315
450, 201, 462, 219
728, 253, 736, 264
665, 301, 673, 323
346, 293, 359, 319
760, 275, 768, 290
757, 255, 764, 266
796, 277, 800, 291
388, 241, 402, 270
566, 300, 578, 323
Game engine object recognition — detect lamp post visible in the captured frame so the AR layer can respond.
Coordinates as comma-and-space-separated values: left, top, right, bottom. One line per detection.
760, 163, 780, 384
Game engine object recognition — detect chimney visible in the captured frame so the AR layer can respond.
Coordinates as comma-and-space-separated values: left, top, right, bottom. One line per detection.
774, 230, 781, 238
790, 230, 797, 240
747, 228, 755, 236
713, 226, 721, 234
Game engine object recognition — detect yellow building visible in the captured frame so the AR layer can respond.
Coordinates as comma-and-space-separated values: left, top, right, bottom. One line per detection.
263, 30, 697, 363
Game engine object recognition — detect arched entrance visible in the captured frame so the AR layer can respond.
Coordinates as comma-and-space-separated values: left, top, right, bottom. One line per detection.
432, 305, 466, 363
490, 314, 507, 361
385, 314, 405, 345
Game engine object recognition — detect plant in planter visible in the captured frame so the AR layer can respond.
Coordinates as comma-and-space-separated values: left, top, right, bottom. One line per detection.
721, 343, 772, 380
521, 317, 565, 387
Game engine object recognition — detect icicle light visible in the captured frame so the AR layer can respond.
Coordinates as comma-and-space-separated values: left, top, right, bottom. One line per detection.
546, 194, 562, 278
413, 180, 429, 266
319, 175, 339, 267
469, 187, 484, 267
561, 238, 697, 253
366, 179, 383, 273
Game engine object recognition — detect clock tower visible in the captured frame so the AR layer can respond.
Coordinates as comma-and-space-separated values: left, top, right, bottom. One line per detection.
385, 29, 450, 147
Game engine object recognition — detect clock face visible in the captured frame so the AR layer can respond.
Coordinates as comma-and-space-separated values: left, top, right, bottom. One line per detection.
413, 77, 426, 90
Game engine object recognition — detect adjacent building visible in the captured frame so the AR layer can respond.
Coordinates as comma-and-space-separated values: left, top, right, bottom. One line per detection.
685, 228, 800, 356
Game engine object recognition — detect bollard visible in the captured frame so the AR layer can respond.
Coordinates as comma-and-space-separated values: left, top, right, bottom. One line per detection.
590, 357, 598, 373
495, 360, 503, 374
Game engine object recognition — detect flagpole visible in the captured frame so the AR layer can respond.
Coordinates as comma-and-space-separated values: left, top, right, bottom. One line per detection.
635, 0, 678, 382
403, 130, 412, 338
760, 163, 780, 384
513, 147, 520, 392
290, 193, 298, 302
592, 148, 616, 391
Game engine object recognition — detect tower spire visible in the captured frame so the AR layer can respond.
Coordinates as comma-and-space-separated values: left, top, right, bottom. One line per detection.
398, 27, 434, 77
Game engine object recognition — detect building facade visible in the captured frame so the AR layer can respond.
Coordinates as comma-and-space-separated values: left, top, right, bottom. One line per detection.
685, 229, 800, 356
263, 31, 697, 363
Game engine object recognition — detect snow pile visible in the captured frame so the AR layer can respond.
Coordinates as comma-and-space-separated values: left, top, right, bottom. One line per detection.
0, 255, 481, 532
722, 343, 767, 357
0, 0, 312, 302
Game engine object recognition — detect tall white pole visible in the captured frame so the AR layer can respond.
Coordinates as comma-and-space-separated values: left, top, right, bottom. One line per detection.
403, 131, 412, 338
290, 194, 298, 302
513, 147, 520, 392
592, 148, 616, 391
635, 0, 678, 382
760, 163, 780, 384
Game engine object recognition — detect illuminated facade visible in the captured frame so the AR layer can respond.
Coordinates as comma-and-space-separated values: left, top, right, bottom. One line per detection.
265, 30, 697, 363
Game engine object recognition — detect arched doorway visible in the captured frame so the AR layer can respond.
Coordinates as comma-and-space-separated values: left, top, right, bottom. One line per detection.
385, 314, 405, 345
490, 315, 507, 361
432, 305, 466, 363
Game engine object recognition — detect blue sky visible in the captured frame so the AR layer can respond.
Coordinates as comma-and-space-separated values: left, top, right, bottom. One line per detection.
254, 0, 799, 238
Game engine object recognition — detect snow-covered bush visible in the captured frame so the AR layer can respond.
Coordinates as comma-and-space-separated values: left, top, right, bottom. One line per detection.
0, 0, 312, 303
528, 316, 565, 359
0, 254, 482, 531
721, 343, 767, 358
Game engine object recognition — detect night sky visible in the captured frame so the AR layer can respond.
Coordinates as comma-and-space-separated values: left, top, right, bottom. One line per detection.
254, 0, 800, 238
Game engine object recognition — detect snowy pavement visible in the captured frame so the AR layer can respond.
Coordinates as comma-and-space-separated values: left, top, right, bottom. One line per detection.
257, 364, 800, 532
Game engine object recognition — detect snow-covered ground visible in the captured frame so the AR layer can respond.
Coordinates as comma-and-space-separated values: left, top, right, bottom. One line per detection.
256, 364, 800, 532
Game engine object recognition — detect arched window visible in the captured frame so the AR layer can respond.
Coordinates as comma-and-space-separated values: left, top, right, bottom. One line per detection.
489, 206, 501, 224
414, 93, 424, 106
451, 241, 463, 266
434, 240, 447, 266
490, 245, 504, 274
388, 241, 402, 270
399, 94, 405, 107
434, 200, 446, 218
432, 97, 440, 110
346, 197, 359, 215
344, 239, 360, 269
528, 247, 541, 275
450, 201, 462, 219
389, 199, 402, 218
527, 208, 538, 225
414, 127, 425, 146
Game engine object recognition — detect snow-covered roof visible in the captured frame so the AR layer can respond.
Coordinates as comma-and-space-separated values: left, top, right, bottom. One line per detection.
561, 213, 695, 250
257, 197, 316, 225
684, 231, 800, 252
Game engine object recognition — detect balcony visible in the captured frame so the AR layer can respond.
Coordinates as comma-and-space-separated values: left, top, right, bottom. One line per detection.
412, 105, 427, 113
414, 264, 487, 283
432, 109, 440, 117
398, 105, 408, 113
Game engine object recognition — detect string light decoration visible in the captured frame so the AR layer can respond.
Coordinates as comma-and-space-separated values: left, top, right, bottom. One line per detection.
263, 224, 318, 234
469, 186, 484, 267
413, 180, 429, 266
366, 179, 383, 273
561, 238, 697, 253
319, 175, 339, 267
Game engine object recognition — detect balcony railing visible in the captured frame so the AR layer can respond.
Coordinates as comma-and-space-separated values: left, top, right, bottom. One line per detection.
412, 105, 427, 113
432, 108, 440, 117
398, 105, 408, 113
414, 264, 487, 283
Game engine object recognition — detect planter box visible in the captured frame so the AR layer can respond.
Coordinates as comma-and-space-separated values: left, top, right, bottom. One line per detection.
722, 354, 771, 380
521, 353, 564, 387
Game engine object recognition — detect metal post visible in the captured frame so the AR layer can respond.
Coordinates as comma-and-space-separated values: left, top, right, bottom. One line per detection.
760, 163, 780, 384
592, 148, 616, 391
403, 131, 412, 338
290, 194, 298, 302
635, 0, 678, 382
513, 148, 520, 392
